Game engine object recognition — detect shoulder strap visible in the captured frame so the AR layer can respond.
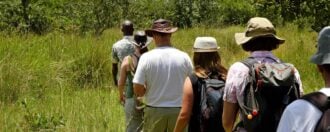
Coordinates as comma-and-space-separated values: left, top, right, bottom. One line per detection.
301, 92, 329, 112
240, 57, 258, 71
127, 55, 135, 75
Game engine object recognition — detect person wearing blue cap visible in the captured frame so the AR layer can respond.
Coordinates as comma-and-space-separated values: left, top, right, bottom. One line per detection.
277, 26, 330, 132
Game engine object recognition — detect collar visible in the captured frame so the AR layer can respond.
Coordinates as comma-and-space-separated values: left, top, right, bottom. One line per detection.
251, 51, 275, 58
123, 36, 133, 40
319, 88, 330, 96
250, 51, 280, 63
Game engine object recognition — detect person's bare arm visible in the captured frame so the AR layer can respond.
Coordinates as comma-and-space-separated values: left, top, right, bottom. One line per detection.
222, 101, 239, 132
133, 83, 146, 97
112, 63, 118, 86
118, 57, 129, 104
174, 77, 194, 132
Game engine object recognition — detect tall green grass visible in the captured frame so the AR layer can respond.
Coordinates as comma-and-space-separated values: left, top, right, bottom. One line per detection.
0, 25, 319, 131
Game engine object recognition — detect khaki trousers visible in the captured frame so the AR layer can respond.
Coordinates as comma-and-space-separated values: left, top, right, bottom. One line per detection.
143, 107, 181, 132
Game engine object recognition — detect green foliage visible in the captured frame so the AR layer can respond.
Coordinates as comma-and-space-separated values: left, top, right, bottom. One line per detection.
0, 26, 321, 131
1, 0, 329, 33
21, 99, 65, 131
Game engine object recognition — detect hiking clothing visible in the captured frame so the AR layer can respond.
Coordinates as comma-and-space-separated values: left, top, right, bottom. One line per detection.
125, 98, 143, 132
144, 107, 180, 132
223, 51, 303, 105
133, 46, 193, 107
125, 73, 134, 99
277, 88, 330, 132
111, 36, 135, 64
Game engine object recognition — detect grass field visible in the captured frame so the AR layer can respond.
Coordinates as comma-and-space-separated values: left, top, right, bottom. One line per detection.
0, 25, 321, 131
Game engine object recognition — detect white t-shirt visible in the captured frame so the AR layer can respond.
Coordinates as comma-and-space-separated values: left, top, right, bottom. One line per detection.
277, 88, 330, 132
133, 46, 193, 107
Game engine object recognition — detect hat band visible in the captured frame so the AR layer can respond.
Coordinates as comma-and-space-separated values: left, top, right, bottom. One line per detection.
193, 47, 218, 52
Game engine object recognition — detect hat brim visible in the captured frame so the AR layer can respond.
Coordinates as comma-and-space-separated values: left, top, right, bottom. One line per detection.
145, 27, 178, 37
130, 37, 153, 49
310, 53, 330, 65
193, 47, 220, 52
235, 33, 285, 45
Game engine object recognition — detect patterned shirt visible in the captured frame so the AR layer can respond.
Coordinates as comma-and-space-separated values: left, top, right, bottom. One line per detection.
223, 51, 303, 105
111, 36, 135, 65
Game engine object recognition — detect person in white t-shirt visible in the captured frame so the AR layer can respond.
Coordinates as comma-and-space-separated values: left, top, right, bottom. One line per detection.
133, 19, 193, 132
277, 26, 330, 132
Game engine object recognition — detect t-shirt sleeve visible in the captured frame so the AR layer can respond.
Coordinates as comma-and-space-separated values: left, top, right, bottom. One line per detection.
111, 46, 119, 64
133, 55, 146, 85
223, 62, 249, 103
293, 67, 304, 95
276, 107, 295, 132
185, 54, 193, 75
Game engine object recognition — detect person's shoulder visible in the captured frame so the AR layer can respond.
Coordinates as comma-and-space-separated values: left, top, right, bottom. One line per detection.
286, 99, 315, 112
112, 39, 123, 48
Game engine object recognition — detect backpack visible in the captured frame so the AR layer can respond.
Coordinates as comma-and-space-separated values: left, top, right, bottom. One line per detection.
301, 92, 330, 132
190, 73, 225, 132
237, 57, 300, 132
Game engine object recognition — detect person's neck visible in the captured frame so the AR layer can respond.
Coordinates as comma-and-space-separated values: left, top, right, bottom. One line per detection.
134, 50, 141, 56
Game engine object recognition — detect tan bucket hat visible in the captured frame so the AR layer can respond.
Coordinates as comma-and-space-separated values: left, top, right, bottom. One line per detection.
193, 37, 219, 52
235, 17, 285, 45
310, 26, 330, 65
145, 19, 178, 37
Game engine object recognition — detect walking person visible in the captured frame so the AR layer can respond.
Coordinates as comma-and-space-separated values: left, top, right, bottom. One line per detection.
174, 37, 227, 132
118, 31, 150, 132
222, 17, 303, 132
112, 20, 135, 86
277, 26, 330, 132
133, 19, 193, 132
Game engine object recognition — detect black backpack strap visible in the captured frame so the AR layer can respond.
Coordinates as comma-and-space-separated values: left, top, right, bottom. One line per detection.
301, 92, 329, 112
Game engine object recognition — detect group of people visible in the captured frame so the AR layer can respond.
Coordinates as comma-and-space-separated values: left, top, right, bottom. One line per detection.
112, 17, 330, 132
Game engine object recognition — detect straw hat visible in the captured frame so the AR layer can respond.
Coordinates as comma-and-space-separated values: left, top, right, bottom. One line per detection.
235, 17, 285, 45
193, 37, 219, 52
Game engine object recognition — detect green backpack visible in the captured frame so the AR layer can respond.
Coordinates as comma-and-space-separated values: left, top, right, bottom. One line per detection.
237, 57, 300, 132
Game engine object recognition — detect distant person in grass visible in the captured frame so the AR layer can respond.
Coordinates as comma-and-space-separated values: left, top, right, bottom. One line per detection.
277, 26, 330, 132
118, 31, 150, 132
174, 37, 227, 132
133, 19, 193, 132
222, 17, 303, 132
112, 20, 135, 86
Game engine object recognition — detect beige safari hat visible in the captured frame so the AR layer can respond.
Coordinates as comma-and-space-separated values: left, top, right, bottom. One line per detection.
193, 37, 219, 52
235, 17, 285, 45
310, 26, 330, 64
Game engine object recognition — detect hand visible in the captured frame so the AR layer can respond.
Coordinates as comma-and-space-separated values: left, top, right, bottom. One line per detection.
135, 97, 145, 111
119, 94, 125, 105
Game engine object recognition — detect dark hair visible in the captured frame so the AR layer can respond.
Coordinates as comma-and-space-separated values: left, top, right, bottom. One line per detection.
134, 34, 148, 54
242, 36, 280, 52
321, 64, 330, 73
193, 52, 227, 80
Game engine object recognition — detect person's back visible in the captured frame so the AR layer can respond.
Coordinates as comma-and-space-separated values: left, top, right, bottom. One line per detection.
222, 17, 303, 132
133, 19, 193, 132
277, 26, 330, 132
174, 37, 227, 132
136, 47, 192, 107
111, 20, 135, 86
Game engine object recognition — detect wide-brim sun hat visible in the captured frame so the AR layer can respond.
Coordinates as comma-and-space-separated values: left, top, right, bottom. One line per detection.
145, 19, 178, 37
193, 37, 219, 52
131, 31, 152, 49
310, 26, 330, 65
235, 17, 285, 45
